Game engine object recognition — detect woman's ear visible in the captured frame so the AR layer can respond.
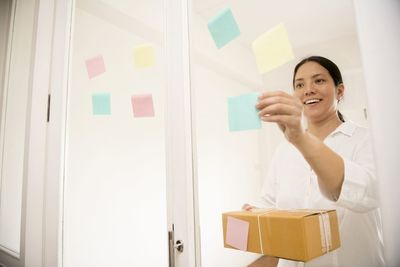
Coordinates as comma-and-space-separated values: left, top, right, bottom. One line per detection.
337, 84, 345, 101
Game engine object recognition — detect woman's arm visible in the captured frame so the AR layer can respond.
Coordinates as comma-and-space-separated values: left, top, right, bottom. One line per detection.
290, 131, 344, 201
256, 91, 344, 201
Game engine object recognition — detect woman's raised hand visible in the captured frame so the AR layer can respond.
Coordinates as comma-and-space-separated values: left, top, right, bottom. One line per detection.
256, 91, 305, 144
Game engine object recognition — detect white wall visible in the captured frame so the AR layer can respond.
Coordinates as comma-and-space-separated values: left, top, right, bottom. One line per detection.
354, 1, 400, 266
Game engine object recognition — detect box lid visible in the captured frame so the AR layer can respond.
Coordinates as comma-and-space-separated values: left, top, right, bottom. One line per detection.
228, 209, 335, 218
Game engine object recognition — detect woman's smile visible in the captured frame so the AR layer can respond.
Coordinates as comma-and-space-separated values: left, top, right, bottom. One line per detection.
303, 98, 323, 105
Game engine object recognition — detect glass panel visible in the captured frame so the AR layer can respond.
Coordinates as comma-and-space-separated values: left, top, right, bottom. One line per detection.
191, 1, 369, 266
63, 1, 168, 266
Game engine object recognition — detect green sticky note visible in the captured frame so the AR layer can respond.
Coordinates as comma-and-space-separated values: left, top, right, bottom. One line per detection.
228, 93, 261, 132
92, 93, 111, 115
252, 23, 294, 73
208, 7, 240, 49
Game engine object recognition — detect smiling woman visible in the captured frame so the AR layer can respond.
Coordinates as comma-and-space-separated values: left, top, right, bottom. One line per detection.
249, 56, 384, 267
293, 56, 345, 123
191, 1, 376, 266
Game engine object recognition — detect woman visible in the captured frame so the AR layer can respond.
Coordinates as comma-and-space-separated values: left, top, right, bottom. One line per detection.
244, 56, 384, 267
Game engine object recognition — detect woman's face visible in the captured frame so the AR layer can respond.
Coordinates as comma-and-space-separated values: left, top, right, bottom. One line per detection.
293, 61, 344, 123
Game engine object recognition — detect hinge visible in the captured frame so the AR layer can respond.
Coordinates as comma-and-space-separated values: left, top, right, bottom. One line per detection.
47, 94, 51, 122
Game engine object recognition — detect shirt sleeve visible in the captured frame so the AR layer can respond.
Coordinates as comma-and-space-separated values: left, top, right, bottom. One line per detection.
335, 132, 379, 212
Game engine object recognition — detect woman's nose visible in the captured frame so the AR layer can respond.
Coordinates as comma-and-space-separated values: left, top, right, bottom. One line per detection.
304, 85, 315, 96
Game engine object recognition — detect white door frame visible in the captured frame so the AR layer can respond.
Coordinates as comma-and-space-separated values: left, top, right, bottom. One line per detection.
23, 0, 73, 266
164, 0, 198, 266
41, 0, 74, 266
0, 0, 54, 266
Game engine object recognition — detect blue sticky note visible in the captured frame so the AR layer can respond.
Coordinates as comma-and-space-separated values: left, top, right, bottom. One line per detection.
228, 93, 261, 132
207, 7, 240, 49
92, 93, 111, 115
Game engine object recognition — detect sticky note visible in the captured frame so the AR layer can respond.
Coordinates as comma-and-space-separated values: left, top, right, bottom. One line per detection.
207, 7, 240, 49
252, 23, 294, 74
131, 94, 155, 117
92, 93, 111, 115
85, 55, 106, 79
133, 44, 156, 68
228, 92, 261, 132
226, 216, 249, 251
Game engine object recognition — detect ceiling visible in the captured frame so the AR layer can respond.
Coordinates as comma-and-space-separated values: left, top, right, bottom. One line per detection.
80, 0, 364, 91
96, 0, 358, 49
194, 0, 358, 49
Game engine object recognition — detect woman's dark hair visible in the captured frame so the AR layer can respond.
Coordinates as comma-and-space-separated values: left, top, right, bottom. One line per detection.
293, 56, 345, 122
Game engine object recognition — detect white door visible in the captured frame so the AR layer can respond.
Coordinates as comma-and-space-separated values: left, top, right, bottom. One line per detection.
61, 0, 195, 266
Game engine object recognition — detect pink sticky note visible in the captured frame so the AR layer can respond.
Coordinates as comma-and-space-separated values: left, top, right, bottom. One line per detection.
226, 216, 249, 251
85, 55, 106, 79
131, 94, 155, 117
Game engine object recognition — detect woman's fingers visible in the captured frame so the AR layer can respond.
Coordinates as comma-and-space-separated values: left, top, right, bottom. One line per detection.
256, 94, 295, 110
258, 90, 292, 100
258, 102, 300, 117
256, 92, 303, 116
256, 95, 293, 108
257, 90, 305, 143
242, 203, 255, 211
256, 90, 303, 125
261, 114, 299, 125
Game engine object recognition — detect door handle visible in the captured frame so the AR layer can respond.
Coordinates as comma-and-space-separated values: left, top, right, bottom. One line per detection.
175, 240, 184, 252
168, 225, 184, 267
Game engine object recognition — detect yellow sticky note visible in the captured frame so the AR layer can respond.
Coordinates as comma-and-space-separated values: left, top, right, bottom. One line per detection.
133, 44, 155, 68
252, 23, 294, 74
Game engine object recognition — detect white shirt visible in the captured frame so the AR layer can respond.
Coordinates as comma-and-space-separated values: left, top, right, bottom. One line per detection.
260, 121, 384, 267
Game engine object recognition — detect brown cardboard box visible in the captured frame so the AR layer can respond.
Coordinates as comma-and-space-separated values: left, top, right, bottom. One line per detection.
222, 209, 340, 262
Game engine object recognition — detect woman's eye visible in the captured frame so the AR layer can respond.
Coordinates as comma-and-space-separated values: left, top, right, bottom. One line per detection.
295, 83, 304, 89
315, 79, 325, 84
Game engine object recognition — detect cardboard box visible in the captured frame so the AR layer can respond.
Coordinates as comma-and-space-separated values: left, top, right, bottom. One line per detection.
222, 209, 340, 262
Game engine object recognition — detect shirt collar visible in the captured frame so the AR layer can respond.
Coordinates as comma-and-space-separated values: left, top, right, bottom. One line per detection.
330, 120, 357, 137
